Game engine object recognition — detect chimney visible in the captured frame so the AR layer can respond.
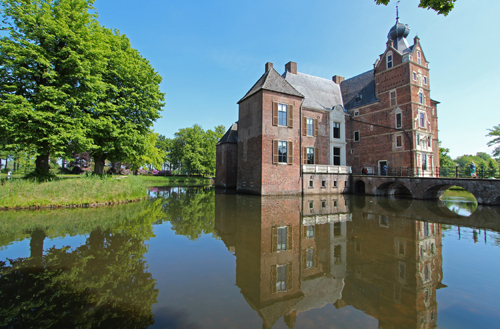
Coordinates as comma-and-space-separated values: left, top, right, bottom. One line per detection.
265, 62, 273, 72
285, 61, 297, 74
332, 75, 345, 84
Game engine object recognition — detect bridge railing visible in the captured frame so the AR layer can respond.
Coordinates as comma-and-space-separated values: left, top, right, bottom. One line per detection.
352, 166, 499, 179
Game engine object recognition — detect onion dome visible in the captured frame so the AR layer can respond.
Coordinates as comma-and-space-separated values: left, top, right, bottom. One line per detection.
388, 19, 410, 40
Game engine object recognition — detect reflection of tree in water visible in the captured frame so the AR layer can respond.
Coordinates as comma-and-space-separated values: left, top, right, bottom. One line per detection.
161, 187, 216, 240
0, 201, 164, 329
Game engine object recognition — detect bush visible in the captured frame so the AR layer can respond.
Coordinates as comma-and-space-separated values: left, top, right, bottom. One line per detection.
156, 170, 172, 176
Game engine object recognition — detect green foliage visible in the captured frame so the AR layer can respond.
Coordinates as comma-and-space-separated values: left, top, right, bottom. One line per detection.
0, 0, 164, 174
126, 131, 166, 173
487, 124, 500, 157
375, 0, 456, 16
439, 144, 455, 167
159, 187, 216, 240
0, 199, 163, 328
454, 152, 499, 177
169, 124, 225, 176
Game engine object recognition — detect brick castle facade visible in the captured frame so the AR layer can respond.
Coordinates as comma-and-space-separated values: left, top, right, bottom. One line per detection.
216, 17, 440, 195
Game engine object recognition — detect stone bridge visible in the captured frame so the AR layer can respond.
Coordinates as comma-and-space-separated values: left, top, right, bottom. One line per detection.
351, 175, 500, 205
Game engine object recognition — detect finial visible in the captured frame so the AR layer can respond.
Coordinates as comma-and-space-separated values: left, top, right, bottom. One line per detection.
396, 0, 400, 21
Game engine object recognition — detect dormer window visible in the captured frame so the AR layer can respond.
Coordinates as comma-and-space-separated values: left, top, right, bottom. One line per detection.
355, 94, 362, 102
387, 52, 393, 69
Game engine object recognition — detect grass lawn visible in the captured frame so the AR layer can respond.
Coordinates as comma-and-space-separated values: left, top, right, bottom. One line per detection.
0, 175, 147, 209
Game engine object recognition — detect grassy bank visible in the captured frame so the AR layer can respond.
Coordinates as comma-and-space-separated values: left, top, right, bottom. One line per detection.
0, 175, 147, 209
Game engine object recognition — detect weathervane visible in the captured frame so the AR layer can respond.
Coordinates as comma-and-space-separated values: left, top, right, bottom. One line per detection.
396, 0, 400, 21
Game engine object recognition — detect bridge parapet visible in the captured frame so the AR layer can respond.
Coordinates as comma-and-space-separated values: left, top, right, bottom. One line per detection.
351, 175, 500, 206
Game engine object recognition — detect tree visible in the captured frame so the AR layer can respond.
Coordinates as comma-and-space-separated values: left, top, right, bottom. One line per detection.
125, 131, 166, 174
89, 27, 164, 174
487, 124, 500, 157
0, 0, 164, 177
375, 0, 456, 16
0, 0, 100, 174
439, 144, 455, 167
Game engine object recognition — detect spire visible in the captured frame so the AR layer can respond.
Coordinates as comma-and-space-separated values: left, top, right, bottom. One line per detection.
387, 2, 410, 52
396, 0, 400, 21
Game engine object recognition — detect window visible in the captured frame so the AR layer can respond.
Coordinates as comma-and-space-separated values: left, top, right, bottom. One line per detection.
333, 147, 341, 165
396, 112, 402, 128
419, 92, 423, 104
354, 110, 359, 116
333, 180, 337, 187
420, 112, 425, 127
354, 131, 360, 142
306, 225, 315, 238
333, 200, 338, 207
309, 180, 314, 188
309, 200, 314, 209
390, 90, 397, 106
278, 141, 287, 163
278, 103, 288, 126
417, 50, 421, 65
387, 53, 393, 68
306, 118, 314, 136
396, 135, 402, 147
413, 71, 417, 81
399, 262, 406, 279
334, 245, 342, 264
276, 265, 287, 291
321, 200, 326, 208
424, 264, 430, 281
306, 249, 315, 268
428, 137, 431, 147
398, 242, 405, 255
277, 227, 288, 251
417, 134, 420, 146
306, 147, 315, 164
424, 76, 427, 85
334, 222, 341, 237
333, 122, 341, 138
321, 180, 326, 188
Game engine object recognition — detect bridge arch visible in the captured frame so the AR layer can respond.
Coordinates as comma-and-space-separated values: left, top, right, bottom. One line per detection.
354, 180, 365, 194
375, 182, 412, 198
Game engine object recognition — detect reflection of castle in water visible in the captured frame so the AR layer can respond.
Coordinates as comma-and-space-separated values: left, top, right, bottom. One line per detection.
215, 194, 444, 328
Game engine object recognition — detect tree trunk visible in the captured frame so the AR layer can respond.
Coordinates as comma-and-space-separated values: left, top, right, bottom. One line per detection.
94, 154, 106, 175
30, 229, 46, 266
0, 158, 2, 170
35, 153, 50, 171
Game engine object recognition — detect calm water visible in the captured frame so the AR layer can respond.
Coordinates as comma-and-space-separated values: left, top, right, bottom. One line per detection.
0, 187, 499, 329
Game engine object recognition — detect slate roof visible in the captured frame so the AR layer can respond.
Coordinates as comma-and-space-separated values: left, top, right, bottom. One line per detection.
283, 71, 344, 111
238, 68, 303, 104
340, 70, 379, 111
216, 122, 238, 145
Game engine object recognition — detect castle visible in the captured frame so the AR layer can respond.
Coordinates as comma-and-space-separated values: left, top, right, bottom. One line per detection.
216, 16, 440, 195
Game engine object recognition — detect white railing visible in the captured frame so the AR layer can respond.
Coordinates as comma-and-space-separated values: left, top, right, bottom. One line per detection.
302, 213, 353, 225
302, 164, 352, 174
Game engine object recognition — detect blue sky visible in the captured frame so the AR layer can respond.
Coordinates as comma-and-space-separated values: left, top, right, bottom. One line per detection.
95, 0, 500, 159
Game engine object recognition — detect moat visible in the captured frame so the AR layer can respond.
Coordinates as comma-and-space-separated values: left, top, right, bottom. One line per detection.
0, 187, 499, 328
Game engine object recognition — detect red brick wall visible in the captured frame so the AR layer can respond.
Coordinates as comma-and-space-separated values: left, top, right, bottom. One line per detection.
301, 109, 330, 165
260, 90, 303, 195
215, 143, 238, 188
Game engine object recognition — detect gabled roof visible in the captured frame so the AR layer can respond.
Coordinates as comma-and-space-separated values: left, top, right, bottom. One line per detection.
283, 71, 344, 111
238, 68, 303, 104
216, 122, 238, 145
340, 70, 379, 111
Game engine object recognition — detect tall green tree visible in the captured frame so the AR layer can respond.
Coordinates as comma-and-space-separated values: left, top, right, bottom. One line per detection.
89, 28, 164, 174
0, 0, 100, 174
375, 0, 456, 16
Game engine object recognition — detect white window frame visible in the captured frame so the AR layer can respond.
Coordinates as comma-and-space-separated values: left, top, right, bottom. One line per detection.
387, 51, 393, 69
417, 50, 421, 65
306, 147, 314, 164
419, 112, 425, 128
413, 71, 417, 81
424, 76, 428, 85
395, 134, 403, 148
306, 118, 314, 136
278, 103, 288, 126
333, 122, 341, 139
419, 92, 423, 104
390, 90, 397, 107
333, 147, 341, 165
395, 111, 402, 128
278, 140, 288, 163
